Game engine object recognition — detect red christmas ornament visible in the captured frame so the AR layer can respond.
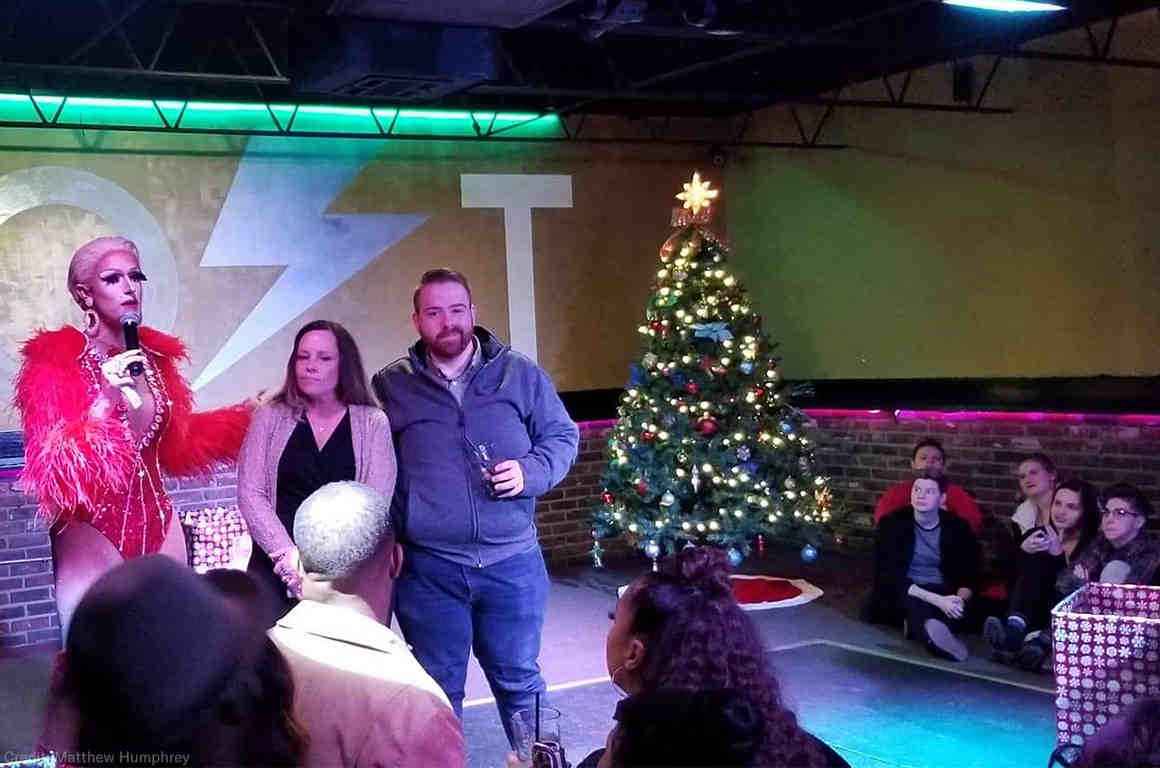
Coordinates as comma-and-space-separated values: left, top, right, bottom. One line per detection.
641, 430, 656, 442
754, 387, 765, 398
635, 480, 649, 496
685, 381, 700, 395
650, 320, 665, 334
601, 491, 615, 505
696, 417, 719, 436
756, 534, 766, 557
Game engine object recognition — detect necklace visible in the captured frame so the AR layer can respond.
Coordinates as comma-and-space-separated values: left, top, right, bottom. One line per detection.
307, 407, 346, 449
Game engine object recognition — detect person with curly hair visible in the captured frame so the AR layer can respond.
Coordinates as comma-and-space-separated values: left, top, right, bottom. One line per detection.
574, 546, 846, 768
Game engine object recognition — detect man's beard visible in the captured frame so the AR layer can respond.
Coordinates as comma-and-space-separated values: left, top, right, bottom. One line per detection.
432, 328, 470, 358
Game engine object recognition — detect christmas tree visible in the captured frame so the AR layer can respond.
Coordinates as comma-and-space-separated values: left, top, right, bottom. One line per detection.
592, 172, 834, 567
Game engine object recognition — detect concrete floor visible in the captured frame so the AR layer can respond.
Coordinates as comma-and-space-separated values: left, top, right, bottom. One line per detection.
0, 548, 1057, 768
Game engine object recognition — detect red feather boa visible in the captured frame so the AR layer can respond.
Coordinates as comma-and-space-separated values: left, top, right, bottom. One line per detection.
15, 326, 251, 530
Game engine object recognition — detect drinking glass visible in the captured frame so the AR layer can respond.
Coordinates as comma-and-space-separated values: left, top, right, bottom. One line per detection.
510, 704, 562, 765
470, 440, 503, 499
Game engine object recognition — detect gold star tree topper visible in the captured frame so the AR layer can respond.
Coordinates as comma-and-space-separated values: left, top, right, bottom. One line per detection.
673, 171, 719, 225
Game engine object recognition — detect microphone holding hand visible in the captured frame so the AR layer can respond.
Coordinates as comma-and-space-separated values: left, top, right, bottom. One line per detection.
98, 351, 145, 411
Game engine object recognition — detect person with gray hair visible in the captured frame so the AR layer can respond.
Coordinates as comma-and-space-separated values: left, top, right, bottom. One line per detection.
270, 481, 464, 768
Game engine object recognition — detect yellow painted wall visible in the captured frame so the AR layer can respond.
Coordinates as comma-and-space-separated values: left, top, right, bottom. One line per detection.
726, 13, 1160, 379
0, 131, 703, 429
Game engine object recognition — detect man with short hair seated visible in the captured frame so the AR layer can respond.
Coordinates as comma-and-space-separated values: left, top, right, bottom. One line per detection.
270, 481, 464, 768
865, 472, 981, 662
874, 438, 983, 534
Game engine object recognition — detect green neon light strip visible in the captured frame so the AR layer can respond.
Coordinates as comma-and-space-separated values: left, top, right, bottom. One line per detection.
0, 93, 564, 139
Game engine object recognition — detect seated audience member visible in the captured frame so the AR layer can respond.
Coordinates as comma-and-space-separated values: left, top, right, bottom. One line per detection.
1076, 697, 1160, 768
1011, 453, 1058, 536
874, 439, 983, 534
1016, 483, 1160, 674
574, 546, 845, 768
1057, 483, 1160, 595
984, 479, 1100, 668
269, 481, 464, 768
55, 555, 305, 767
866, 473, 980, 661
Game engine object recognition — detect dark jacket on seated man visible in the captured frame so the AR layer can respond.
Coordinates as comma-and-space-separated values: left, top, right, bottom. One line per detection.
866, 507, 981, 626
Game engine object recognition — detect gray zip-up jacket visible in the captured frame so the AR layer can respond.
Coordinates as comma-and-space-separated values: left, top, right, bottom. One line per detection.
372, 327, 579, 567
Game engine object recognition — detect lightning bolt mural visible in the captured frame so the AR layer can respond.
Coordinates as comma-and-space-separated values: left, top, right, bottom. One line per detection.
193, 137, 428, 390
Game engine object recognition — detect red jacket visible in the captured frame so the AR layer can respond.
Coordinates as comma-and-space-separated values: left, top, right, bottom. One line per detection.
873, 479, 984, 534
16, 325, 250, 556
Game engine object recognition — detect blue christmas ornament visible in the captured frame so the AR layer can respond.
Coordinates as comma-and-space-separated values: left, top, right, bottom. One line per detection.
629, 364, 646, 386
800, 544, 819, 563
739, 361, 754, 375
727, 548, 744, 568
779, 421, 793, 434
740, 461, 760, 476
692, 322, 733, 342
670, 371, 687, 387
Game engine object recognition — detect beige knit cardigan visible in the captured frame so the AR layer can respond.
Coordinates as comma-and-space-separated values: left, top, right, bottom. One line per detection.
237, 402, 396, 559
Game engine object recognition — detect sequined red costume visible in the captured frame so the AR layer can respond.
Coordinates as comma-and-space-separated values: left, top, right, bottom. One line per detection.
15, 325, 251, 558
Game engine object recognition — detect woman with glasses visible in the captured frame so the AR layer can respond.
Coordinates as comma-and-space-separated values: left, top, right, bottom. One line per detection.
1009, 482, 1160, 672
1058, 483, 1160, 594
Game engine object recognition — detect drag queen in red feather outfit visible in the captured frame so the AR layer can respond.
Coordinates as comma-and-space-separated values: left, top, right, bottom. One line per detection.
14, 235, 251, 634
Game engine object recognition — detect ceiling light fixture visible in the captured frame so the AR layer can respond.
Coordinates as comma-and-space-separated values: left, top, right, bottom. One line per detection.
943, 0, 1065, 11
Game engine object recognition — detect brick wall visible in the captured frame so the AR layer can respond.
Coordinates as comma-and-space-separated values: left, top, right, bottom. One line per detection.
537, 421, 624, 565
3, 414, 1157, 655
0, 478, 57, 655
812, 413, 1160, 565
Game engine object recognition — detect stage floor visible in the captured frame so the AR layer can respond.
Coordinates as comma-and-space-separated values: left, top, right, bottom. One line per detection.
459, 560, 1054, 768
0, 554, 1056, 768
463, 640, 1055, 768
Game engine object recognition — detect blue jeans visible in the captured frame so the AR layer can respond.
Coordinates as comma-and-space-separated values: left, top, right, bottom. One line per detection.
395, 545, 549, 746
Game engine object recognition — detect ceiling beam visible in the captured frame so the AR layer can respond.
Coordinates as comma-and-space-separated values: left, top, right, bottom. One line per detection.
998, 49, 1160, 70
0, 61, 290, 85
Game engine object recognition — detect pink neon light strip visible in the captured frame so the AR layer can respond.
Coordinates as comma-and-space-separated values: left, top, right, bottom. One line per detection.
577, 409, 1160, 430
802, 408, 1160, 426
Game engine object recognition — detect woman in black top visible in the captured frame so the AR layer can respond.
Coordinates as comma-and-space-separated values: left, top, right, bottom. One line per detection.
238, 320, 395, 623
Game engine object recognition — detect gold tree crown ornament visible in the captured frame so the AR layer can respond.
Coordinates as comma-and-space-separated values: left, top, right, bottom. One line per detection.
672, 171, 719, 226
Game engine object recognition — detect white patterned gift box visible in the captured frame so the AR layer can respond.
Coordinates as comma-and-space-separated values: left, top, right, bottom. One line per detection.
1051, 583, 1160, 749
179, 505, 253, 574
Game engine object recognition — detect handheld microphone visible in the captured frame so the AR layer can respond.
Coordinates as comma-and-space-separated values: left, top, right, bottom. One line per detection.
120, 312, 144, 376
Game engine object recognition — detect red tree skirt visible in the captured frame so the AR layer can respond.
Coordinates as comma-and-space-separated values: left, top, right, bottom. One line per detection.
730, 575, 823, 611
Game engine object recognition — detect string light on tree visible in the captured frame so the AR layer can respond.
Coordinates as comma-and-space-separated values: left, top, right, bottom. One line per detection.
591, 171, 837, 568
